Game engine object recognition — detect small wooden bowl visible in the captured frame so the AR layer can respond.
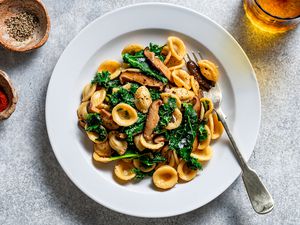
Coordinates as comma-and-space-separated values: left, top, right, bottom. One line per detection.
0, 70, 18, 120
0, 0, 50, 52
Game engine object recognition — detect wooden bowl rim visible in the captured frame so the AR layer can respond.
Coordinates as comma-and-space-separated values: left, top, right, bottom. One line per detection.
0, 70, 18, 120
0, 0, 51, 52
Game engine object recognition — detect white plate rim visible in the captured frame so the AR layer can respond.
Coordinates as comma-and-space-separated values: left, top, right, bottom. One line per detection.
45, 2, 261, 218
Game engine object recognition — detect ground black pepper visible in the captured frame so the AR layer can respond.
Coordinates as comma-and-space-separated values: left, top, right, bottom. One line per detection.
4, 11, 39, 42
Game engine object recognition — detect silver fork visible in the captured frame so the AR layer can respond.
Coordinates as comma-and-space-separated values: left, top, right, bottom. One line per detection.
187, 52, 274, 214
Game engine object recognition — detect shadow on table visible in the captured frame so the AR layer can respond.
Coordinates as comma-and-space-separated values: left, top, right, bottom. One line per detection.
0, 46, 38, 70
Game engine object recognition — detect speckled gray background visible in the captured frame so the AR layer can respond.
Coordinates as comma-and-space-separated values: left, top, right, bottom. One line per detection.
0, 0, 299, 224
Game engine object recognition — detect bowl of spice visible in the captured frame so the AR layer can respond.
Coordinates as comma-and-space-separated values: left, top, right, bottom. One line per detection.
0, 70, 17, 120
0, 0, 50, 52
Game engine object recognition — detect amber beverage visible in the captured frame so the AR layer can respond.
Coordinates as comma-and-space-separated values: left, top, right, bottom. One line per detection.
244, 0, 300, 33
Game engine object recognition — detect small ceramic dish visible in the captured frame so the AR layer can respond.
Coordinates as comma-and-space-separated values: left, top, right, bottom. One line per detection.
0, 0, 50, 52
0, 70, 17, 120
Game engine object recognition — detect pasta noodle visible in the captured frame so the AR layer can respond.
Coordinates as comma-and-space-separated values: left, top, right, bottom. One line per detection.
98, 60, 122, 80
153, 165, 178, 189
177, 160, 197, 181
77, 36, 223, 190
114, 161, 136, 181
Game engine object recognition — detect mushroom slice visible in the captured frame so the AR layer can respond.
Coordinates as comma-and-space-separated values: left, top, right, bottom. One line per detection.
140, 134, 164, 150
97, 60, 122, 80
191, 146, 213, 162
134, 134, 146, 151
112, 103, 138, 127
144, 47, 172, 81
153, 165, 178, 189
192, 96, 201, 118
108, 131, 128, 155
177, 160, 198, 181
99, 109, 119, 130
89, 89, 106, 113
120, 71, 164, 90
121, 44, 144, 55
82, 83, 97, 102
93, 152, 112, 163
160, 93, 181, 109
77, 101, 89, 120
114, 161, 136, 181
197, 60, 219, 83
168, 87, 195, 101
94, 141, 112, 157
144, 100, 162, 141
165, 108, 182, 130
167, 36, 186, 61
134, 86, 152, 113
172, 69, 191, 90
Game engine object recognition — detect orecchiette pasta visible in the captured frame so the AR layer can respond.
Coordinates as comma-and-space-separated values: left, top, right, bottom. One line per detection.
172, 69, 191, 90
121, 43, 144, 55
177, 160, 198, 181
94, 141, 112, 157
78, 36, 223, 190
114, 161, 136, 181
89, 89, 106, 113
98, 60, 122, 80
168, 87, 195, 101
191, 146, 213, 162
167, 36, 186, 61
197, 60, 219, 83
108, 131, 128, 155
165, 108, 182, 130
112, 103, 138, 126
153, 165, 178, 189
82, 83, 96, 102
198, 125, 211, 150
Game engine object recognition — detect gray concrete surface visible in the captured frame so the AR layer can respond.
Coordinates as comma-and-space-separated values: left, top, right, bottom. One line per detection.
0, 0, 299, 224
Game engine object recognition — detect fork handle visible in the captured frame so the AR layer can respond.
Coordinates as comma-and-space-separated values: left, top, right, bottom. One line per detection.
215, 109, 274, 214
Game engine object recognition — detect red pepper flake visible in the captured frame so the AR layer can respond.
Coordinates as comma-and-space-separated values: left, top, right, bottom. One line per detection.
0, 89, 8, 112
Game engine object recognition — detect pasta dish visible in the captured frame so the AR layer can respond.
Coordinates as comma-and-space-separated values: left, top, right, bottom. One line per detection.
77, 36, 223, 190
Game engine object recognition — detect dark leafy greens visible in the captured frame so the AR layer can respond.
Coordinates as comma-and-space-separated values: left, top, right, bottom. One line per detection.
123, 112, 146, 144
132, 168, 154, 180
198, 122, 208, 142
123, 51, 168, 84
109, 83, 140, 107
85, 113, 107, 141
139, 152, 166, 168
148, 88, 161, 101
149, 43, 165, 62
166, 103, 202, 170
155, 97, 177, 134
91, 71, 120, 92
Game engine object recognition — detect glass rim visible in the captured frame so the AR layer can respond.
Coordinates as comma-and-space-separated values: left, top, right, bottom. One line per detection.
254, 0, 300, 20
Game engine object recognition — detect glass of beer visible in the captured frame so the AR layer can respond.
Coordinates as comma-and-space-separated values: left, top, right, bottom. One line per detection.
244, 0, 300, 33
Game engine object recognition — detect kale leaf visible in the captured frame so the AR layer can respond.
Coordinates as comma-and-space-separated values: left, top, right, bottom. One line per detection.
123, 112, 146, 144
149, 43, 166, 62
132, 168, 154, 180
91, 71, 121, 92
123, 52, 168, 84
85, 113, 107, 141
108, 83, 140, 107
198, 122, 208, 142
148, 88, 161, 101
166, 103, 202, 170
155, 97, 177, 134
139, 152, 166, 168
